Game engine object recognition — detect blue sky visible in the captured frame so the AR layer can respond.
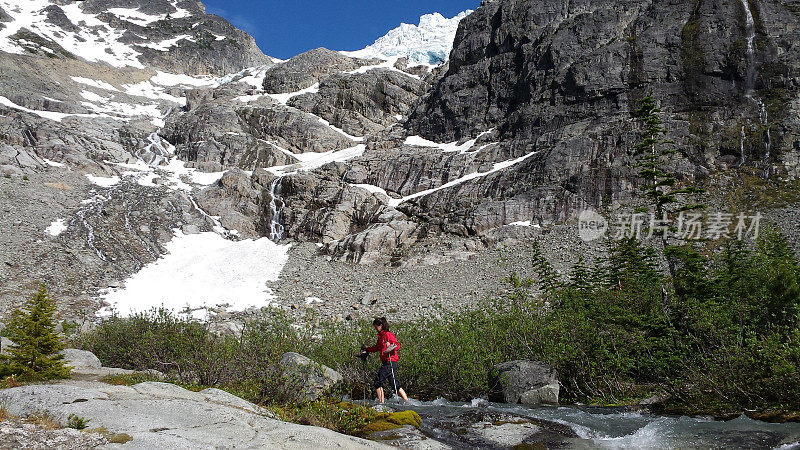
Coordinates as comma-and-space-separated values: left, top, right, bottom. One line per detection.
203, 1, 480, 60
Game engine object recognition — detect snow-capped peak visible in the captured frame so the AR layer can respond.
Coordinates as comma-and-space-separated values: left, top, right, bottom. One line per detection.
343, 10, 472, 66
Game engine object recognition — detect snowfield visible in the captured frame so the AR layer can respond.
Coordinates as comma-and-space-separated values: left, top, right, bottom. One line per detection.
98, 231, 290, 318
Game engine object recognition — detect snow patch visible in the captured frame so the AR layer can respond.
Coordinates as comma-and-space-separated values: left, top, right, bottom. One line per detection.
268, 144, 366, 176
508, 221, 540, 228
98, 231, 290, 317
267, 83, 319, 104
138, 34, 195, 51
108, 7, 169, 26
0, 95, 106, 122
346, 57, 420, 79
0, 0, 145, 68
404, 129, 494, 154
404, 135, 476, 153
71, 77, 120, 92
121, 80, 186, 105
45, 218, 67, 237
217, 65, 271, 88
43, 158, 65, 168
235, 94, 268, 103
353, 184, 389, 196
151, 71, 217, 88
85, 174, 120, 187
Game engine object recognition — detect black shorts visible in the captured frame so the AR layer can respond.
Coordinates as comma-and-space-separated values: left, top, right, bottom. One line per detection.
373, 361, 401, 390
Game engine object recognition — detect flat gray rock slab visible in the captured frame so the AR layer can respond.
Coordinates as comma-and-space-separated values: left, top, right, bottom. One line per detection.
0, 381, 390, 449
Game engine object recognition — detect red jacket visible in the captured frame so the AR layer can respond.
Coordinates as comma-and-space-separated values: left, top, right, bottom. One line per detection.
366, 330, 400, 362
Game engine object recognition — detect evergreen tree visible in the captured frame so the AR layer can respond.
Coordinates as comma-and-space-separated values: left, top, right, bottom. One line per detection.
632, 94, 706, 299
3, 286, 71, 380
632, 94, 705, 220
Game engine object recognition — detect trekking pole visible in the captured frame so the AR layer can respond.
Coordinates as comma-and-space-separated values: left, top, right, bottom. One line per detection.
388, 350, 399, 400
358, 344, 369, 406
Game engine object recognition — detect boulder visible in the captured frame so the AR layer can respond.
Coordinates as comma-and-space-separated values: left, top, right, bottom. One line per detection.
0, 337, 12, 355
59, 348, 102, 369
274, 352, 343, 402
488, 360, 559, 405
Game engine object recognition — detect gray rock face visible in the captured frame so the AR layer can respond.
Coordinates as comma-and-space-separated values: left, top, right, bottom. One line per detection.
488, 360, 560, 405
262, 48, 372, 93
237, 103, 356, 154
288, 69, 427, 137
274, 352, 343, 402
0, 381, 387, 449
279, 172, 393, 243
194, 168, 274, 237
0, 416, 108, 449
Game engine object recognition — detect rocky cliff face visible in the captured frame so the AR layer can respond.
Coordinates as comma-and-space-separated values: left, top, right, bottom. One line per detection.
399, 0, 800, 228
183, 0, 800, 266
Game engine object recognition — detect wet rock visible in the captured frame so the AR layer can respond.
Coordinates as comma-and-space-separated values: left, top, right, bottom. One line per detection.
368, 426, 450, 450
420, 410, 577, 449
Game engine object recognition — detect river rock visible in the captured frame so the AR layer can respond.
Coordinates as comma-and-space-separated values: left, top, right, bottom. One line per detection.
488, 360, 560, 405
274, 352, 343, 401
368, 425, 451, 450
420, 410, 578, 449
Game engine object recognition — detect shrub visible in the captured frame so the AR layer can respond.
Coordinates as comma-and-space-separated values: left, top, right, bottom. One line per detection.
66, 414, 89, 430
269, 399, 379, 436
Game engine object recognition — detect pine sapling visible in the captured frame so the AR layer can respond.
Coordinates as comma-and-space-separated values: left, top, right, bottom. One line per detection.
4, 285, 71, 381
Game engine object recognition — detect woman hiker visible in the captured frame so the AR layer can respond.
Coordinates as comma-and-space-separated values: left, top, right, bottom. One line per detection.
361, 317, 409, 403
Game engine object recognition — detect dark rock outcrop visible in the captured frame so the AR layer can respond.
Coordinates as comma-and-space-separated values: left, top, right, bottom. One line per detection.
488, 360, 560, 405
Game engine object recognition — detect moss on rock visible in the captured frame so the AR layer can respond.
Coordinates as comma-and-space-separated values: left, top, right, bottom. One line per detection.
361, 410, 423, 434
